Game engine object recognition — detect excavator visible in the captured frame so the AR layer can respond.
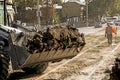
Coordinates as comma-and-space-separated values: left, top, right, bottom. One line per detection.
0, 0, 86, 80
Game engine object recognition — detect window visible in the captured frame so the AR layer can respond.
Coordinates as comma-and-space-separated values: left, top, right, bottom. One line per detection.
0, 1, 4, 24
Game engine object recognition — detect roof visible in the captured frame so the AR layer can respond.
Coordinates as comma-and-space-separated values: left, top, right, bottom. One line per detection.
62, 1, 85, 17
67, 0, 85, 5
53, 4, 62, 9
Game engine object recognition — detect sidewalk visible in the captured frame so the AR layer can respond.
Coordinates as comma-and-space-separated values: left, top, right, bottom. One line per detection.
77, 26, 104, 35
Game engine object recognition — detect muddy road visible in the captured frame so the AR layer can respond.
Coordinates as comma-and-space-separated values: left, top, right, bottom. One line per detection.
7, 26, 120, 80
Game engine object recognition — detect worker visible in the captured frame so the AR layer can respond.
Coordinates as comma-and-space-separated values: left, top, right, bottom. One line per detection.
105, 22, 117, 45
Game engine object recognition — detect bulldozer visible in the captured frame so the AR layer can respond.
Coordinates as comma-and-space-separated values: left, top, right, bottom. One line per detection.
0, 0, 86, 80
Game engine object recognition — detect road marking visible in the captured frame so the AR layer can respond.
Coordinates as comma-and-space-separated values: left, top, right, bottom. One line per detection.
35, 40, 106, 80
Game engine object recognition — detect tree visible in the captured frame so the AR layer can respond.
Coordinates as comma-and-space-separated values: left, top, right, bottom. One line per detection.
15, 0, 37, 23
87, 0, 120, 21
52, 0, 62, 5
15, 0, 62, 25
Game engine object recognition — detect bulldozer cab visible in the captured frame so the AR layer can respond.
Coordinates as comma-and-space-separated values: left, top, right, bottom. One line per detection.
0, 0, 15, 26
0, 0, 6, 25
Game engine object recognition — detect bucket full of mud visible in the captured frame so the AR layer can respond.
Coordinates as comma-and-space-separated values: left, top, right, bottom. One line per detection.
22, 25, 86, 66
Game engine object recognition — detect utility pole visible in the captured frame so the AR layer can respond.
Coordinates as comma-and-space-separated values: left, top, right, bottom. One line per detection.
37, 0, 41, 25
52, 0, 54, 25
86, 0, 89, 27
46, 0, 48, 25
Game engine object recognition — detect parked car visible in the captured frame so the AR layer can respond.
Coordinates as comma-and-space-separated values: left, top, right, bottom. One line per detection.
94, 22, 102, 28
114, 20, 120, 26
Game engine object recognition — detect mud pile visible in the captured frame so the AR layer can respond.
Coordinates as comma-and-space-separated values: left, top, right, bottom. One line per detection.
110, 57, 120, 80
26, 25, 86, 53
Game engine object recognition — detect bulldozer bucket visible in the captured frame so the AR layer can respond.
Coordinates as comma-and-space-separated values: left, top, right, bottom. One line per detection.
22, 46, 82, 67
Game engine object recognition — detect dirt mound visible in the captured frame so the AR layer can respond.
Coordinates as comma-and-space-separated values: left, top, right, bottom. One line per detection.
26, 25, 86, 53
110, 57, 120, 80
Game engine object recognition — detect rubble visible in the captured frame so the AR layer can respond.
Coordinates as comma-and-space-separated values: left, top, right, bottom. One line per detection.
110, 57, 120, 80
26, 25, 86, 53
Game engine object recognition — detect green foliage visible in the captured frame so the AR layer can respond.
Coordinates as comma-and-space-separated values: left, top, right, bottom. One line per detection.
15, 0, 37, 23
53, 12, 60, 24
88, 0, 120, 21
52, 0, 62, 5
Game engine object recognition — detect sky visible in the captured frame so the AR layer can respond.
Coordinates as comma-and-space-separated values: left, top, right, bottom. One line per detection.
62, 0, 85, 2
80, 0, 85, 2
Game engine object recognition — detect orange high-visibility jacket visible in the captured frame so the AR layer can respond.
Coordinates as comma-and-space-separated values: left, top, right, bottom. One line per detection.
105, 25, 116, 34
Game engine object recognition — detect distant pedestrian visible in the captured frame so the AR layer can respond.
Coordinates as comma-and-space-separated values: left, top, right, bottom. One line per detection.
105, 23, 117, 45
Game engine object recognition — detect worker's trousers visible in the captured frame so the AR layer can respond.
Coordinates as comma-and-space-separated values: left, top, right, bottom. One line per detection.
107, 33, 112, 45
